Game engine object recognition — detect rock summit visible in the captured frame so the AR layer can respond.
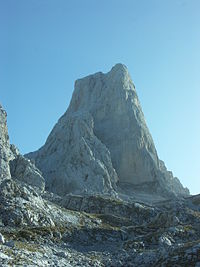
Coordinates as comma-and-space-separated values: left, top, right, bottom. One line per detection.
26, 64, 189, 198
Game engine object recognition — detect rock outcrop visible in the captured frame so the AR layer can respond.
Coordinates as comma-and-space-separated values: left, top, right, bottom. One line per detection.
0, 104, 45, 192
10, 154, 45, 192
0, 178, 54, 227
0, 104, 12, 180
26, 64, 189, 197
0, 103, 47, 227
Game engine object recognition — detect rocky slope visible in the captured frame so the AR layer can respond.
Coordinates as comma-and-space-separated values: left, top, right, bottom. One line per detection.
26, 64, 189, 198
1, 187, 200, 266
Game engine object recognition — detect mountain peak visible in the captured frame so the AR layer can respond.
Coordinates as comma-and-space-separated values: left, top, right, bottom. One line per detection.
26, 65, 189, 198
110, 63, 128, 73
108, 63, 129, 81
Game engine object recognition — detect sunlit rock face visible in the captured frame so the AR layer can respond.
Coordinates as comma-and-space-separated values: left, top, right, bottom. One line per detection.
26, 64, 189, 197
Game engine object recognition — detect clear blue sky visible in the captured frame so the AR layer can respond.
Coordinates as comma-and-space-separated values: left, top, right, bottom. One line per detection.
0, 0, 199, 194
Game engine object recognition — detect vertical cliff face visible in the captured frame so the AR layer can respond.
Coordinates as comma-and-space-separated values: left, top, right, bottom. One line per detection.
68, 64, 159, 185
0, 104, 11, 180
26, 64, 189, 197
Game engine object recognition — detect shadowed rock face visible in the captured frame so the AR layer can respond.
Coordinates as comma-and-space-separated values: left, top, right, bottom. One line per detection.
26, 64, 189, 197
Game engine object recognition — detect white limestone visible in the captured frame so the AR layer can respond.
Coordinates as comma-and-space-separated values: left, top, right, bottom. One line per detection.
0, 233, 5, 244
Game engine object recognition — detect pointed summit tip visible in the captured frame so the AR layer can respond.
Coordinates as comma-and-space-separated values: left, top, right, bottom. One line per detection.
110, 63, 128, 73
0, 103, 6, 113
108, 64, 129, 79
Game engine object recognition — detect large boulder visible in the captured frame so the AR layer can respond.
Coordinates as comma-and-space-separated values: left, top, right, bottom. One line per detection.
26, 64, 189, 197
0, 178, 54, 227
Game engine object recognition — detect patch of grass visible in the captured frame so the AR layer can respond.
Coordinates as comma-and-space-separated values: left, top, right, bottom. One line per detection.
183, 224, 193, 232
95, 213, 132, 227
1, 224, 67, 243
15, 240, 43, 253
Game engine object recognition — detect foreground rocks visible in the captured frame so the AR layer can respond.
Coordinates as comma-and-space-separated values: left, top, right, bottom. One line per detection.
0, 178, 55, 227
0, 192, 200, 266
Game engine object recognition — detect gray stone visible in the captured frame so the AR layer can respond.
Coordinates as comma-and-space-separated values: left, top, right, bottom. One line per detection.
5, 240, 15, 248
159, 235, 172, 247
0, 232, 5, 244
56, 251, 69, 258
0, 251, 11, 259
